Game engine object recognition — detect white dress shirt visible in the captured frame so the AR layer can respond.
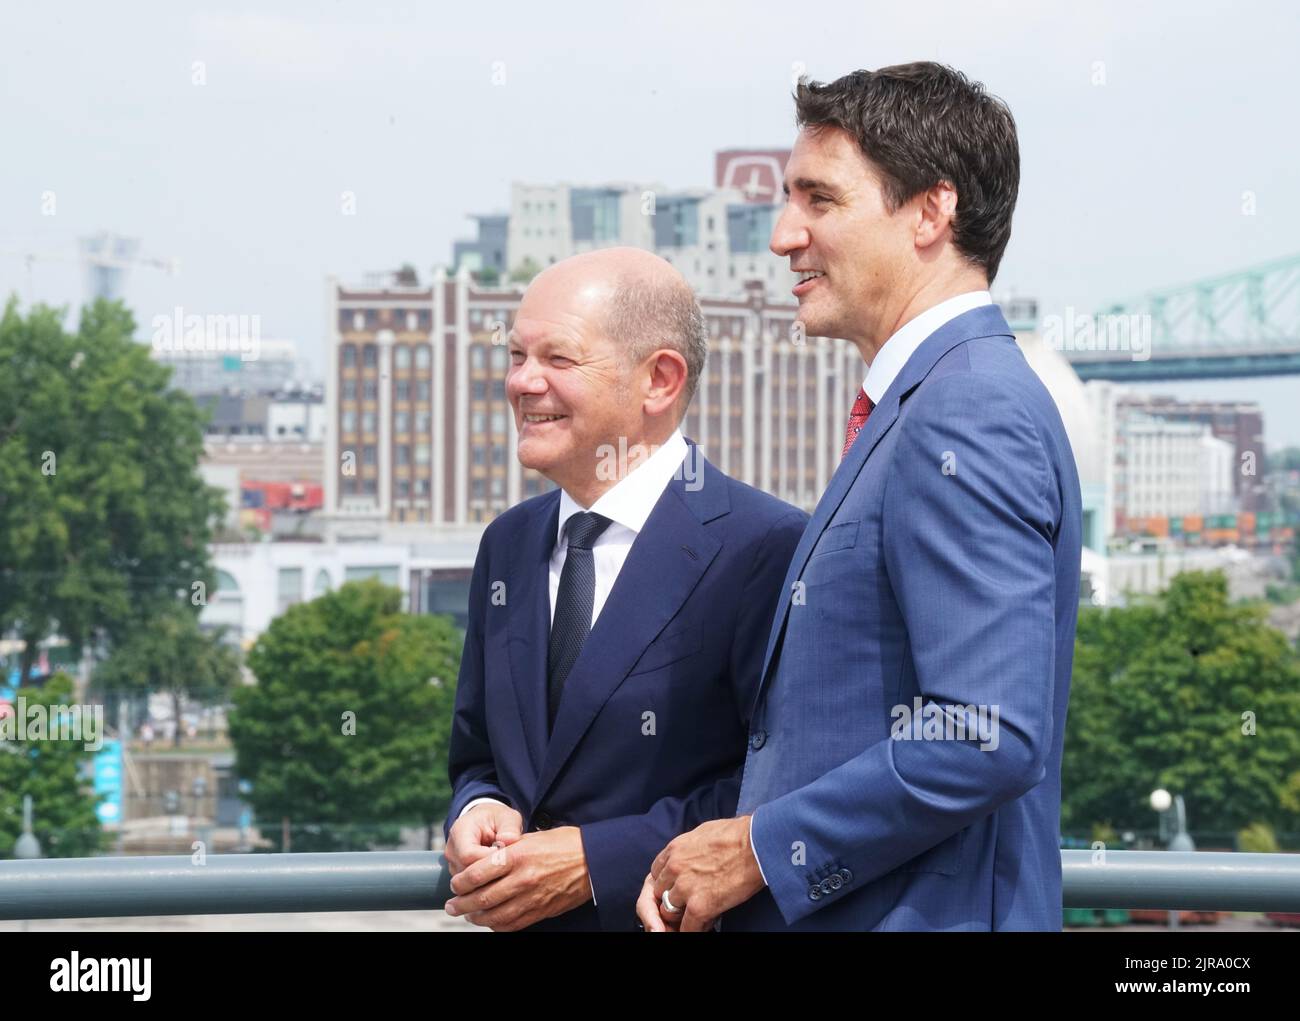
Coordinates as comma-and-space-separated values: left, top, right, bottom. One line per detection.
459, 429, 690, 906
748, 289, 992, 892
861, 290, 992, 404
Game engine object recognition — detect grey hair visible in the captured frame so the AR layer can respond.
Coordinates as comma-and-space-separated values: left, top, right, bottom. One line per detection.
602, 274, 708, 416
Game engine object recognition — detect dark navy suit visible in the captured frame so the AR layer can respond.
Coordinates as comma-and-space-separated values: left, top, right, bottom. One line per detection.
727, 305, 1082, 931
447, 444, 807, 930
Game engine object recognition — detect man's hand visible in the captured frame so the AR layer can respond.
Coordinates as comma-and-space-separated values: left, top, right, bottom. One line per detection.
445, 826, 592, 931
635, 871, 681, 931
637, 816, 765, 932
445, 802, 524, 878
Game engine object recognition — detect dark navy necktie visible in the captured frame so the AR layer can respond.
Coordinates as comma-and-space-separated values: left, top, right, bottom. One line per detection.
548, 511, 613, 730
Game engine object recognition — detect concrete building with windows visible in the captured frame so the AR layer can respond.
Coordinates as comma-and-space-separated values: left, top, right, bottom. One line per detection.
325, 272, 865, 525
203, 532, 483, 648
1115, 415, 1236, 522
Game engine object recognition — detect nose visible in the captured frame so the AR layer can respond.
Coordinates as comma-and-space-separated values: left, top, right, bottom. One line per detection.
769, 202, 809, 259
507, 354, 547, 405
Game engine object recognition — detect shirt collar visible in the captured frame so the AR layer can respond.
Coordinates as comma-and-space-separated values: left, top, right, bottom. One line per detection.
556, 429, 689, 545
861, 290, 992, 404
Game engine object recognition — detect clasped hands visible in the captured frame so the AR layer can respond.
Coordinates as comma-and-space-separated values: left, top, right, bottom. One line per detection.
444, 802, 591, 931
444, 804, 765, 931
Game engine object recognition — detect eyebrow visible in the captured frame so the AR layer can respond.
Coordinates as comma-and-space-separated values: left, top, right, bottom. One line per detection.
782, 176, 837, 197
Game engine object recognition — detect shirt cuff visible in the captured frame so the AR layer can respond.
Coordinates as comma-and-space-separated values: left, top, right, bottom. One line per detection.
749, 812, 770, 887
458, 796, 508, 818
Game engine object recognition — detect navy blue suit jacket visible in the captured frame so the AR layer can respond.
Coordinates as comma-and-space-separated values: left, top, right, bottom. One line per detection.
728, 305, 1082, 930
446, 444, 807, 930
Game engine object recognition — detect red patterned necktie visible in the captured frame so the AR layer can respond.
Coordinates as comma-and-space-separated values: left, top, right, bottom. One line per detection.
841, 387, 875, 461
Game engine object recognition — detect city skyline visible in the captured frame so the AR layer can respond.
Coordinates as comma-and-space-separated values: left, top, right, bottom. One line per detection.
3, 1, 1299, 443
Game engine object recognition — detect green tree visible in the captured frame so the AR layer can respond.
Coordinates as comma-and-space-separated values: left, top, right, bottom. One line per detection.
0, 297, 224, 680
92, 604, 241, 747
0, 673, 105, 858
229, 580, 460, 851
1063, 571, 1300, 838
509, 256, 541, 284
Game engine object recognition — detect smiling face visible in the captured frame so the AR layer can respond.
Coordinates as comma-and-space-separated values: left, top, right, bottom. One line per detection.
770, 125, 917, 350
506, 274, 639, 501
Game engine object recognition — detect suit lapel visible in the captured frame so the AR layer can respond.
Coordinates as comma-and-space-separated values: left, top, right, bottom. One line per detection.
533, 453, 726, 809
752, 304, 1015, 707
506, 492, 560, 780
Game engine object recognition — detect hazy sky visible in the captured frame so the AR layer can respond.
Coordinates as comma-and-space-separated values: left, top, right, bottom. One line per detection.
4, 1, 1299, 445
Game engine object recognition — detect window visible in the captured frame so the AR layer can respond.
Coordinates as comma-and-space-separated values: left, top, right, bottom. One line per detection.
396, 380, 409, 402
396, 444, 410, 466
396, 478, 410, 497
394, 411, 409, 433
341, 410, 357, 433
415, 345, 430, 369
491, 478, 504, 498
471, 346, 486, 369
364, 445, 377, 465
492, 380, 505, 399
415, 443, 430, 464
491, 345, 508, 369
417, 381, 430, 401
364, 380, 377, 401
342, 379, 357, 400
344, 565, 400, 586
362, 412, 376, 433
394, 345, 410, 369
414, 477, 429, 496
490, 410, 506, 434
352, 311, 365, 331
471, 411, 485, 433
472, 479, 486, 498
342, 344, 357, 368
362, 478, 377, 494
312, 569, 331, 598
492, 445, 506, 465
472, 380, 486, 400
363, 345, 377, 368
277, 568, 303, 615
416, 411, 431, 433
406, 312, 418, 332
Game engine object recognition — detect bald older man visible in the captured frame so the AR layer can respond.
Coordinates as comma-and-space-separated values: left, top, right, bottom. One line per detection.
442, 248, 807, 931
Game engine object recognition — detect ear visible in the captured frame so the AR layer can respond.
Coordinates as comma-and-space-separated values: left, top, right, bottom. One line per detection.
915, 180, 959, 251
642, 349, 689, 419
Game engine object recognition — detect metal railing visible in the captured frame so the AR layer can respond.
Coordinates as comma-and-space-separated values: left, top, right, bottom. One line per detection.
0, 849, 1298, 920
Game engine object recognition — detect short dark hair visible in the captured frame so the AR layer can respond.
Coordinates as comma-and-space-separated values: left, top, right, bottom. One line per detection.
794, 62, 1020, 282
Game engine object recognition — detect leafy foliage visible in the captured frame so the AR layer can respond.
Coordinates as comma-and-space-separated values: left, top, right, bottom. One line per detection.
0, 673, 106, 859
230, 580, 460, 851
1063, 571, 1300, 837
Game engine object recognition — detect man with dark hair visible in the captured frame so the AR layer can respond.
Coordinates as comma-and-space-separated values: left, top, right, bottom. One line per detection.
638, 63, 1082, 931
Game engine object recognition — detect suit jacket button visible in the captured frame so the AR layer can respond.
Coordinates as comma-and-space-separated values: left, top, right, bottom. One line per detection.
828, 874, 843, 890
533, 811, 553, 830
808, 886, 822, 901
750, 730, 767, 750
819, 879, 833, 895
838, 868, 853, 884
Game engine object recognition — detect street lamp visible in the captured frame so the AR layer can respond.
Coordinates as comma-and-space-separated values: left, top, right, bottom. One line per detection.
1151, 787, 1196, 930
13, 795, 41, 860
1150, 788, 1196, 852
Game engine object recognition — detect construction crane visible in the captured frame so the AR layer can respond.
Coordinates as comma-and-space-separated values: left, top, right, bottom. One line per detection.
1, 231, 179, 305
